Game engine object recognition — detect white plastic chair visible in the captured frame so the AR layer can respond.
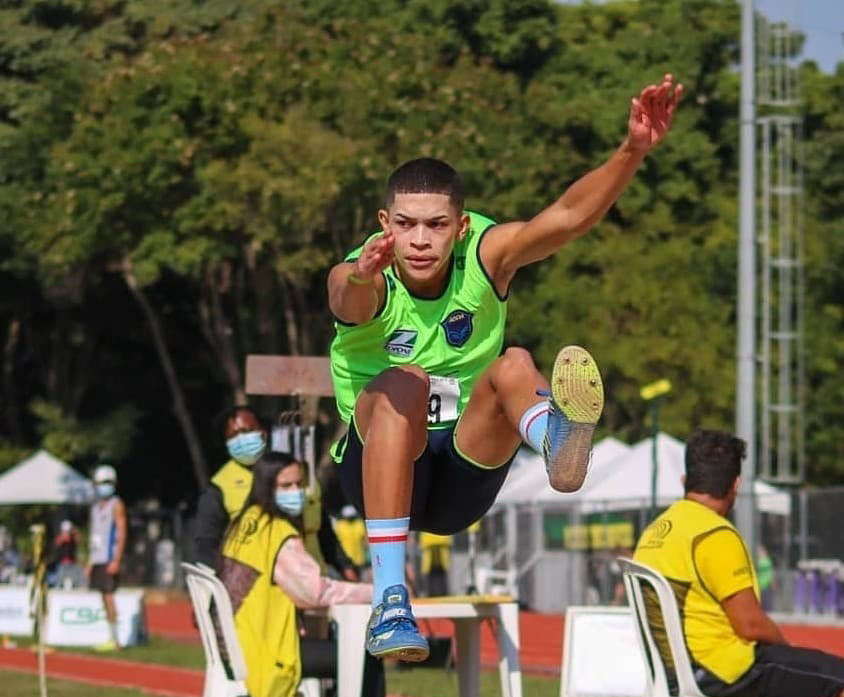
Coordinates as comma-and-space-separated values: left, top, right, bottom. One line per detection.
182, 562, 249, 697
617, 558, 710, 697
182, 562, 322, 697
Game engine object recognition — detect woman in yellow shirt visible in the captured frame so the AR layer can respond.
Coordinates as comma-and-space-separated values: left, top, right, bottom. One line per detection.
221, 451, 373, 697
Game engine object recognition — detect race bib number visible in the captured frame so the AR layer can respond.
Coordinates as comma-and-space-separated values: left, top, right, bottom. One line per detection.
428, 376, 460, 424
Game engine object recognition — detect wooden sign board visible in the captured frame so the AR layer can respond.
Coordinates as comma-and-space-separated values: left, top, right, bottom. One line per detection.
245, 355, 334, 397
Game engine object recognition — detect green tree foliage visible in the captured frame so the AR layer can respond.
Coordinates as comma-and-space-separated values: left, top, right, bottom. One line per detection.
1, 0, 843, 500
800, 63, 844, 481
30, 399, 138, 463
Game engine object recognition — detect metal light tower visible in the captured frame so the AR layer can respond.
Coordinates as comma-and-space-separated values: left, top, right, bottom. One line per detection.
757, 15, 806, 484
736, 1, 806, 549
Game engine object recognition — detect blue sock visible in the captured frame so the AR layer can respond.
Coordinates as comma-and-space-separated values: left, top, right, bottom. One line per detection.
366, 517, 409, 607
518, 400, 550, 453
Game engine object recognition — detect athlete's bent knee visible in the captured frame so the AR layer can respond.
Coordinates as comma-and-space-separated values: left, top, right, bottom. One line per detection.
501, 347, 535, 369
363, 365, 430, 425
493, 347, 539, 389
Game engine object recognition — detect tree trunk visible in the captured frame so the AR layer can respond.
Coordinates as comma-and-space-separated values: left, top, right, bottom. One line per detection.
198, 263, 246, 405
122, 258, 208, 488
2, 318, 22, 440
278, 272, 324, 425
244, 241, 279, 355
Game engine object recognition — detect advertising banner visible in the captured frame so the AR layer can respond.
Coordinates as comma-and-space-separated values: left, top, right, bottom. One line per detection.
0, 585, 34, 635
42, 588, 145, 646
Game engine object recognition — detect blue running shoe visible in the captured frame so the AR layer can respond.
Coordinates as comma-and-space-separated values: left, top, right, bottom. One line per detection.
366, 584, 430, 661
542, 345, 604, 492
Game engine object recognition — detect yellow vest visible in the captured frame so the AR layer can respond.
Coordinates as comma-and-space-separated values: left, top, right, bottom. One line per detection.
333, 518, 367, 567
635, 499, 759, 683
418, 532, 451, 574
222, 506, 301, 697
302, 480, 327, 572
212, 460, 326, 570
211, 460, 253, 518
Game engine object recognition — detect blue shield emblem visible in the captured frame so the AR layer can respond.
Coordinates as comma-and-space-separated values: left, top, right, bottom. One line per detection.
441, 309, 474, 348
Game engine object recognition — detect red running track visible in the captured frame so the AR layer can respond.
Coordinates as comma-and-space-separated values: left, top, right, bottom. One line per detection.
0, 645, 203, 697
1, 599, 842, 697
146, 600, 844, 674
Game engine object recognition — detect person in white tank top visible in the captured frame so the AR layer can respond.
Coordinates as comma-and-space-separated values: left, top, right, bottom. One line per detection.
86, 464, 127, 651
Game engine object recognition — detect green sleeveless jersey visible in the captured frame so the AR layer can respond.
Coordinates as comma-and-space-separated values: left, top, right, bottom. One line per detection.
330, 211, 506, 430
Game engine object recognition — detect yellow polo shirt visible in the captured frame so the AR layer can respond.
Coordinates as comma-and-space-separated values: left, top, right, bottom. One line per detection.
634, 499, 759, 683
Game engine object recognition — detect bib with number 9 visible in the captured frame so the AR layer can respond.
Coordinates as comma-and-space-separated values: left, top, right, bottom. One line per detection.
427, 375, 460, 424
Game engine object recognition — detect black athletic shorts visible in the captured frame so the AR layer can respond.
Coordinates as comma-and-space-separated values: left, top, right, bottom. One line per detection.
695, 642, 844, 697
335, 418, 516, 535
89, 563, 119, 594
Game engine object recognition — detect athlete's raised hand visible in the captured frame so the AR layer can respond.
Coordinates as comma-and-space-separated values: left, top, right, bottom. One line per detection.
627, 73, 683, 152
352, 230, 395, 282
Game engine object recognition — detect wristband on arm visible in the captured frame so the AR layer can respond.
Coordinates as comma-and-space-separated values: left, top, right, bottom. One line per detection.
348, 273, 374, 286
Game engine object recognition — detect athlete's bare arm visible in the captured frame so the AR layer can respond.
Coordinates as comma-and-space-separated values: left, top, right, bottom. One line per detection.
328, 231, 394, 324
481, 74, 683, 295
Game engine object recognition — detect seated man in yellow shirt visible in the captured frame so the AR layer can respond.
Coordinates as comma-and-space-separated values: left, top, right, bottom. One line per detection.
635, 429, 844, 697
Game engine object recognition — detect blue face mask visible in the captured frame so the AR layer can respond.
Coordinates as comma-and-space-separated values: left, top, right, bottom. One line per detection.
226, 431, 266, 465
95, 483, 115, 499
275, 489, 305, 517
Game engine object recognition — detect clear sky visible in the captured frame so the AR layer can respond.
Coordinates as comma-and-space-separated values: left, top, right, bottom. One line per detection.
561, 1, 843, 74
757, 0, 843, 73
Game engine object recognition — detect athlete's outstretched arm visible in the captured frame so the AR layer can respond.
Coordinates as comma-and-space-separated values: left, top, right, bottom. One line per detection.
328, 231, 393, 324
482, 74, 683, 291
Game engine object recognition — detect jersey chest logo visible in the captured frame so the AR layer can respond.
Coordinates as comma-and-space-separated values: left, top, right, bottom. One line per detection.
441, 309, 474, 348
384, 329, 418, 356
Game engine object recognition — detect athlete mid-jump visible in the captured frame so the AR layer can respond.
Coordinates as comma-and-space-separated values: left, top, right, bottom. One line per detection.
327, 74, 683, 661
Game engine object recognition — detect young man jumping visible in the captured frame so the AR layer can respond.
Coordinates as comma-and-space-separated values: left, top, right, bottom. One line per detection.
328, 74, 683, 661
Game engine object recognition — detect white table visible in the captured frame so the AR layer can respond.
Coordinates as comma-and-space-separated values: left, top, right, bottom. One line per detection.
329, 595, 522, 697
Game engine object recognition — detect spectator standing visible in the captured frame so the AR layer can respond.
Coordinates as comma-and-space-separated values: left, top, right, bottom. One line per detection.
53, 520, 83, 588
418, 532, 451, 597
333, 505, 368, 576
86, 464, 127, 651
193, 406, 268, 567
757, 544, 775, 612
193, 406, 356, 578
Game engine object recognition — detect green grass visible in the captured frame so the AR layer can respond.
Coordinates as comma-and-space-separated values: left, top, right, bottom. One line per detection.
0, 670, 149, 697
65, 636, 205, 669
8, 637, 561, 697
385, 665, 560, 697
13, 635, 205, 669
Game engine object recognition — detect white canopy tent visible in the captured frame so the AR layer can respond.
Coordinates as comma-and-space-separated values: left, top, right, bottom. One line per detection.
495, 433, 791, 516
0, 450, 94, 505
495, 437, 632, 506
467, 433, 792, 611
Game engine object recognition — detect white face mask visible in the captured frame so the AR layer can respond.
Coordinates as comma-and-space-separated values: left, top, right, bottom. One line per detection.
95, 482, 115, 499
275, 489, 305, 517
226, 431, 266, 465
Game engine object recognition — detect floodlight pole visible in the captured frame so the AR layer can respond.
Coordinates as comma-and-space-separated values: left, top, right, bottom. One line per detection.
736, 0, 757, 552
649, 399, 660, 519
641, 379, 672, 520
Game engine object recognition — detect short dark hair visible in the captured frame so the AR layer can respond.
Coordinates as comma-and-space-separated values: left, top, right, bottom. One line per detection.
385, 157, 464, 212
219, 405, 266, 433
684, 429, 746, 498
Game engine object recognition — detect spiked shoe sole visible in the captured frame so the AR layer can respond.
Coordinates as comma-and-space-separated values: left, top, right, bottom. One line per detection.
547, 345, 604, 492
